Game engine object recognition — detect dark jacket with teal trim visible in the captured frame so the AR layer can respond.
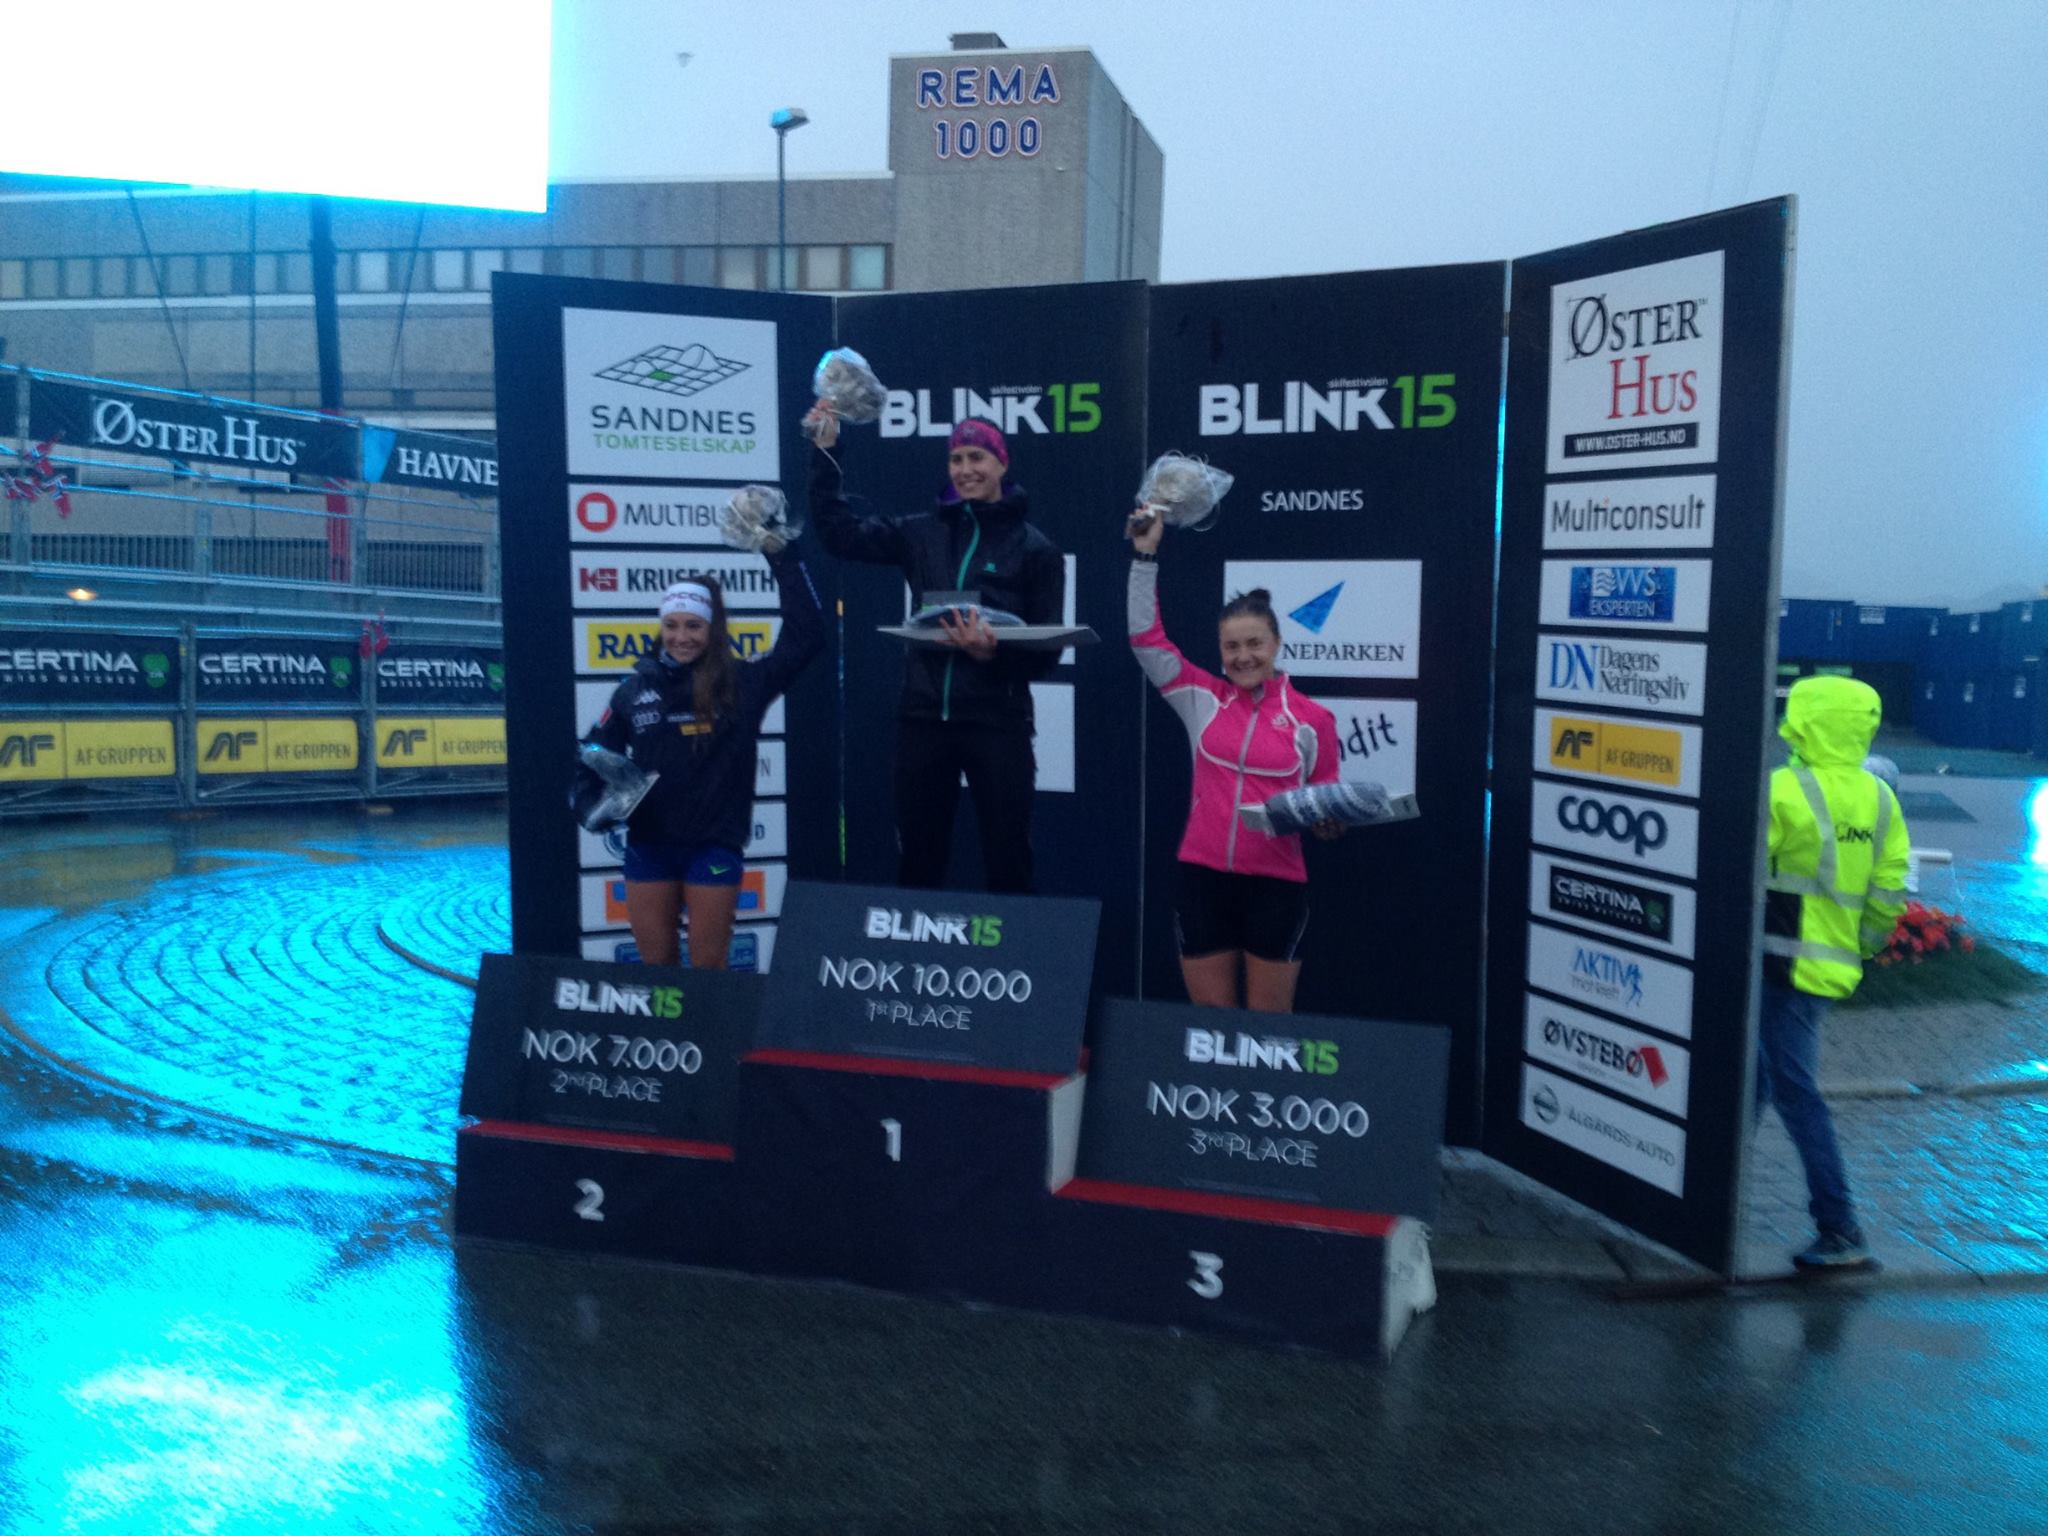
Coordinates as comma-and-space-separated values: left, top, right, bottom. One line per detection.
588, 544, 823, 853
809, 444, 1065, 727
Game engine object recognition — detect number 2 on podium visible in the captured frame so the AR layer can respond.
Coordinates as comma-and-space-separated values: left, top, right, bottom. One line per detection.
880, 1118, 902, 1162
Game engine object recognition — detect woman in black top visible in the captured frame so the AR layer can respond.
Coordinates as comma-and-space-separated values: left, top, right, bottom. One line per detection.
586, 541, 822, 966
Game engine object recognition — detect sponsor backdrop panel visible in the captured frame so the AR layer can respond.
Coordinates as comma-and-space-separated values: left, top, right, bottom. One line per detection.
1145, 265, 1504, 1141
372, 645, 505, 710
194, 634, 362, 708
494, 273, 835, 956
832, 282, 1150, 990
0, 629, 181, 706
1487, 199, 1793, 1271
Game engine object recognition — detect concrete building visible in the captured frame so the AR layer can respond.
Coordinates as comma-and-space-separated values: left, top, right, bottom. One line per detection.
0, 35, 1163, 429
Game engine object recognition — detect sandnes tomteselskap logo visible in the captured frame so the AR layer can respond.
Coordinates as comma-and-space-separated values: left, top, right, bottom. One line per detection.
597, 345, 749, 399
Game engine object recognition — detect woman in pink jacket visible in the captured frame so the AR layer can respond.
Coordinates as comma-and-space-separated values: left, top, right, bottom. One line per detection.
1129, 514, 1344, 1013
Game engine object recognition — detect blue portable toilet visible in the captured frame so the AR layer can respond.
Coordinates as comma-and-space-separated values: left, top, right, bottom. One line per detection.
1989, 667, 2035, 752
1848, 604, 1942, 667
1996, 601, 2042, 671
1779, 598, 1848, 663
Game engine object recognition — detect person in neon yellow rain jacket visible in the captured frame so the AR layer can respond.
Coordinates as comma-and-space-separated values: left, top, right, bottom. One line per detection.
1761, 675, 1910, 1272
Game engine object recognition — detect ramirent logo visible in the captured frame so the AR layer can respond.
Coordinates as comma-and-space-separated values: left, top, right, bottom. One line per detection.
864, 908, 1003, 946
552, 978, 683, 1018
1185, 1028, 1339, 1074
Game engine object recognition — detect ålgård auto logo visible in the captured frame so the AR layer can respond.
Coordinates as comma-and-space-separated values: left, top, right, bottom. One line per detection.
596, 345, 749, 399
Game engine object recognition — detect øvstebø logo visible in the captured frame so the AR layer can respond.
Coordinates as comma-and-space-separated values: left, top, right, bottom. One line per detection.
1223, 559, 1421, 680
564, 309, 780, 481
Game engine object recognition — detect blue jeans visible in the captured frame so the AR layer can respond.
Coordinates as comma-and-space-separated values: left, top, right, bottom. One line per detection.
1756, 982, 1858, 1238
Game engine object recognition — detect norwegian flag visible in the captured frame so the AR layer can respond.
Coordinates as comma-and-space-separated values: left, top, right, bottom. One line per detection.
360, 610, 391, 659
4, 438, 72, 517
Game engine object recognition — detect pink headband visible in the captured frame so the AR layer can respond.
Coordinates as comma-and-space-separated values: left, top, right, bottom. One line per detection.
949, 418, 1009, 466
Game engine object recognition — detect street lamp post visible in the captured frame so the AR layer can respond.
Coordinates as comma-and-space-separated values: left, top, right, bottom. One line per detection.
770, 107, 809, 291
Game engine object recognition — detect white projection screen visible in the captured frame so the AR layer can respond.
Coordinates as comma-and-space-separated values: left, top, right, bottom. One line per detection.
1, 0, 553, 212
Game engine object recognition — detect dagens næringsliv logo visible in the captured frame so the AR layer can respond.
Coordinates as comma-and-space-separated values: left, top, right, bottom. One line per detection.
563, 309, 780, 480
1534, 633, 1707, 719
1546, 249, 1724, 474
1222, 560, 1420, 680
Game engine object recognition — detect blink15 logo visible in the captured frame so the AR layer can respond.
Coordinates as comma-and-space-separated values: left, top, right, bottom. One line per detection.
1569, 565, 1675, 623
880, 384, 1101, 439
1199, 374, 1456, 436
1185, 1029, 1339, 1075
554, 978, 683, 1018
864, 908, 1003, 946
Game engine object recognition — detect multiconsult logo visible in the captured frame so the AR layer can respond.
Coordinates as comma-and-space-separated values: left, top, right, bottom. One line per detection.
1568, 565, 1676, 623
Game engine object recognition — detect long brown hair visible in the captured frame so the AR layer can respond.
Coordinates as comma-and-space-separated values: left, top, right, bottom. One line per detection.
689, 578, 739, 736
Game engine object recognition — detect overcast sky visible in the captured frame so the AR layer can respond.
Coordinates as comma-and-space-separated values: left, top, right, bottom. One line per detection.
549, 0, 2047, 609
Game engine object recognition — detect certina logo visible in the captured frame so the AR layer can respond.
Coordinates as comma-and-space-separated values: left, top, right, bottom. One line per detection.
1549, 866, 1671, 941
1198, 374, 1456, 437
1185, 1029, 1339, 1075
1541, 1015, 1670, 1088
1569, 565, 1676, 623
0, 732, 57, 767
90, 396, 309, 467
0, 647, 166, 687
1562, 293, 1704, 424
864, 908, 1003, 946
880, 383, 1101, 439
377, 657, 487, 685
552, 978, 683, 1019
1555, 793, 1668, 858
200, 652, 348, 683
1545, 639, 1691, 706
1572, 945, 1646, 1009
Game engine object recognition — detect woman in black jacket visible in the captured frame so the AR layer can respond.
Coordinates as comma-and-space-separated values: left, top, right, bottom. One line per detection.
586, 541, 822, 966
805, 409, 1064, 893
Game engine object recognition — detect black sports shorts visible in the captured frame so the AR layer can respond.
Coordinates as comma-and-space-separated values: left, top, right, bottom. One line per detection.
1173, 859, 1311, 963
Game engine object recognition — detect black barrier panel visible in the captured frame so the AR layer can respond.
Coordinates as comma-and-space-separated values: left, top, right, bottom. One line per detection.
459, 953, 755, 1144
0, 629, 180, 705
758, 880, 1098, 1074
1076, 997, 1448, 1220
1485, 199, 1794, 1274
30, 377, 357, 480
831, 283, 1150, 989
362, 424, 498, 498
1141, 266, 1505, 1143
492, 274, 835, 957
194, 633, 362, 707
373, 644, 506, 710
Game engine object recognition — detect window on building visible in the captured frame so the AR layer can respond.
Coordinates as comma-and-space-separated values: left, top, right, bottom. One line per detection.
202, 254, 235, 296
471, 249, 505, 289
282, 253, 312, 295
802, 245, 844, 291
131, 259, 158, 298
848, 245, 888, 291
161, 255, 199, 297
680, 247, 715, 287
599, 247, 636, 281
719, 246, 759, 290
639, 247, 674, 284
251, 253, 279, 294
552, 248, 596, 279
61, 258, 93, 298
28, 259, 60, 299
507, 248, 544, 275
432, 249, 467, 290
96, 257, 131, 298
768, 247, 799, 291
355, 250, 390, 293
0, 260, 26, 300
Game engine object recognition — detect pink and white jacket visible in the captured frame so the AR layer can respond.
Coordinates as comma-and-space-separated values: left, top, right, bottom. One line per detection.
1129, 559, 1341, 882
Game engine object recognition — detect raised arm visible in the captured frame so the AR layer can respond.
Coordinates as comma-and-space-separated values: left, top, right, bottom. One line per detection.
1128, 553, 1224, 700
808, 442, 910, 567
747, 542, 827, 705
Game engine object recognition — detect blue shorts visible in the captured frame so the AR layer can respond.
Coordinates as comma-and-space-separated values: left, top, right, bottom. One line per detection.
622, 841, 745, 885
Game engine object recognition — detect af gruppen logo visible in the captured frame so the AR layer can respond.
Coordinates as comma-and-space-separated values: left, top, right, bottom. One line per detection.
596, 344, 749, 399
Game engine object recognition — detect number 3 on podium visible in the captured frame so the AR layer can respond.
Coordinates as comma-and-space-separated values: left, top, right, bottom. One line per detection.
1187, 1250, 1224, 1299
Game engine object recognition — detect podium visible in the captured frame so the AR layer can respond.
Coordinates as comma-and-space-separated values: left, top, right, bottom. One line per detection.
455, 884, 1450, 1360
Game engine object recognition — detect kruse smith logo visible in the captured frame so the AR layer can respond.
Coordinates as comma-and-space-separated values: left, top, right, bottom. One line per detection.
1185, 1029, 1339, 1075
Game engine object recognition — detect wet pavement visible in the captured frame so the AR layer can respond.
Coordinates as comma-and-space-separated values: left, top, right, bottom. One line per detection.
3, 789, 2048, 1529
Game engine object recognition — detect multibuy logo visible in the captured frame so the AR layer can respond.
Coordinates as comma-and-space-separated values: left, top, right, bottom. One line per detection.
863, 908, 1003, 946
553, 977, 683, 1019
571, 486, 725, 543
1569, 565, 1676, 624
1184, 1029, 1339, 1075
1197, 373, 1457, 435
1547, 864, 1671, 942
879, 383, 1101, 438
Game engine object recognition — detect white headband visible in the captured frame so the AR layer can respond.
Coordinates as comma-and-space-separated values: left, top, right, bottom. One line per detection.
658, 581, 714, 622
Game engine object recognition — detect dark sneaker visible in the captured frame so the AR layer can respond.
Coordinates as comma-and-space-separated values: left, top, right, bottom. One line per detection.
1792, 1231, 1874, 1272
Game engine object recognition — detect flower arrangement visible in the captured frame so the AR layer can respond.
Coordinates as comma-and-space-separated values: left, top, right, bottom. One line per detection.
1872, 900, 1975, 968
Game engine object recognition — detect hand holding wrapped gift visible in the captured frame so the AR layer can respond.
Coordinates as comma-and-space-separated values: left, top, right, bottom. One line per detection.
569, 743, 660, 832
721, 484, 802, 554
803, 347, 888, 442
1236, 780, 1420, 838
1128, 452, 1235, 535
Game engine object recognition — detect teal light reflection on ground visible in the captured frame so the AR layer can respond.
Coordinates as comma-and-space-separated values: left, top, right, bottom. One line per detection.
2027, 781, 2048, 867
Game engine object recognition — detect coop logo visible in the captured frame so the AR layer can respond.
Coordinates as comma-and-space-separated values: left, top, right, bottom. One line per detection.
880, 383, 1102, 439
1540, 1014, 1671, 1088
1568, 565, 1677, 624
1197, 373, 1456, 435
205, 729, 260, 762
552, 977, 682, 1019
1548, 865, 1672, 942
0, 731, 57, 767
1573, 945, 1645, 1009
1184, 1029, 1339, 1075
863, 908, 1003, 946
1554, 793, 1668, 858
88, 395, 309, 468
1543, 639, 1695, 708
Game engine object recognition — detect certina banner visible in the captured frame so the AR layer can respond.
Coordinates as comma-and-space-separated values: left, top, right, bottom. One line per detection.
0, 719, 176, 782
1541, 474, 1716, 551
574, 616, 783, 675
1535, 706, 1703, 798
1525, 921, 1694, 1040
567, 483, 736, 546
562, 308, 780, 481
194, 638, 360, 706
29, 379, 358, 480
1529, 779, 1700, 880
579, 799, 786, 869
1535, 633, 1707, 719
571, 552, 778, 612
1074, 997, 1451, 1219
756, 880, 1100, 1076
0, 630, 179, 705
1522, 1062, 1686, 1196
1545, 249, 1724, 474
1523, 993, 1691, 1120
1529, 851, 1697, 960
1220, 560, 1421, 680
1538, 559, 1712, 632
458, 953, 757, 1145
373, 646, 504, 708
